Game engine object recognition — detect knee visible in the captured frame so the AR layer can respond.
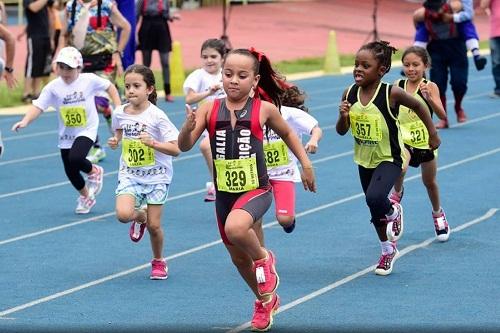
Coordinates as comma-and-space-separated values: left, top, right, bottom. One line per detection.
224, 223, 246, 243
147, 223, 163, 237
116, 206, 135, 223
422, 177, 437, 190
365, 193, 388, 217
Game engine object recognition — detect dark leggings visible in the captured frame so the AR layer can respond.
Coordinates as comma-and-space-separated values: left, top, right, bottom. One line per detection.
142, 50, 170, 87
61, 136, 94, 191
358, 162, 402, 224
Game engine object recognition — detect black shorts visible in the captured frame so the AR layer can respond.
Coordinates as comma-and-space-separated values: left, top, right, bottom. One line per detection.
406, 145, 435, 168
25, 37, 52, 78
215, 185, 273, 245
138, 16, 172, 53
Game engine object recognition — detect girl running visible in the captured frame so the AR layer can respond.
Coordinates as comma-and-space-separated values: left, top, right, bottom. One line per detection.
178, 48, 316, 331
11, 47, 120, 214
336, 41, 441, 276
107, 64, 180, 280
390, 46, 450, 242
183, 38, 227, 202
263, 85, 323, 233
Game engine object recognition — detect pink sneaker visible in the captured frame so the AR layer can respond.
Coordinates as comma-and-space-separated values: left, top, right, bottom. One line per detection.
87, 165, 104, 196
204, 182, 216, 202
375, 244, 399, 276
150, 259, 168, 280
389, 186, 404, 204
433, 209, 450, 242
254, 250, 279, 297
129, 206, 147, 242
251, 293, 280, 332
386, 202, 404, 242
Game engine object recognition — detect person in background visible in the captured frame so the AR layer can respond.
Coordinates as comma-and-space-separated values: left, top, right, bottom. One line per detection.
136, 0, 179, 102
480, 0, 500, 97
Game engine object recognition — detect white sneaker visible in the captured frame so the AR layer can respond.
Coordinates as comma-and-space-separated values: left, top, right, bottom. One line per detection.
75, 194, 96, 214
87, 165, 104, 196
204, 181, 216, 202
86, 147, 106, 163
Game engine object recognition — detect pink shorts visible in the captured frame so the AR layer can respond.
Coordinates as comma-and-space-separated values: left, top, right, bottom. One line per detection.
270, 179, 295, 217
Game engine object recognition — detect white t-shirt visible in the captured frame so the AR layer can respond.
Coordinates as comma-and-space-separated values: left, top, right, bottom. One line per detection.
264, 106, 318, 182
183, 68, 226, 106
32, 73, 111, 149
112, 103, 179, 185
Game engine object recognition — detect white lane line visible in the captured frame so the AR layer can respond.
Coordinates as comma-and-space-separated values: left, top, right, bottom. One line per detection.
0, 148, 498, 316
226, 208, 499, 333
0, 153, 203, 199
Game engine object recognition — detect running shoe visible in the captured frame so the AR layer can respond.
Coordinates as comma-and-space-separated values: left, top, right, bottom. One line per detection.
75, 194, 96, 214
389, 186, 404, 204
204, 181, 216, 202
282, 219, 296, 233
251, 293, 280, 332
86, 147, 107, 163
375, 244, 399, 276
254, 250, 279, 297
87, 165, 104, 196
150, 259, 168, 280
433, 209, 450, 242
386, 202, 404, 242
129, 205, 148, 243
456, 109, 467, 123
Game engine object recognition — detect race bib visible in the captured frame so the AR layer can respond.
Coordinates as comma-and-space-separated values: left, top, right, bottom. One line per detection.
350, 113, 382, 142
401, 121, 427, 146
263, 140, 289, 168
122, 138, 155, 167
60, 106, 87, 127
214, 157, 259, 193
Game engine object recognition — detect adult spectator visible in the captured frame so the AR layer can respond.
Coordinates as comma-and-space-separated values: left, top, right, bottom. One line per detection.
22, 0, 53, 103
116, 0, 136, 69
0, 1, 17, 89
480, 0, 500, 97
63, 0, 131, 163
420, 0, 469, 128
136, 0, 180, 102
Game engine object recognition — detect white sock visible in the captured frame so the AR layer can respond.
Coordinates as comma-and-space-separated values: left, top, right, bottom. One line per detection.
381, 241, 394, 255
432, 207, 442, 216
414, 41, 427, 48
466, 39, 480, 55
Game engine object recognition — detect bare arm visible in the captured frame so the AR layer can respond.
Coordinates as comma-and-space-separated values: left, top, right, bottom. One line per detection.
419, 81, 446, 120
106, 83, 121, 108
0, 24, 17, 88
304, 125, 322, 154
110, 4, 131, 74
185, 84, 222, 105
178, 103, 210, 152
264, 102, 316, 192
11, 106, 44, 131
391, 86, 441, 150
336, 89, 350, 135
138, 133, 181, 156
108, 128, 123, 149
28, 0, 50, 13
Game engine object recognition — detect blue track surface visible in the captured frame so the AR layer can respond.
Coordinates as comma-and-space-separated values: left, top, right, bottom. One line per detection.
1, 60, 499, 332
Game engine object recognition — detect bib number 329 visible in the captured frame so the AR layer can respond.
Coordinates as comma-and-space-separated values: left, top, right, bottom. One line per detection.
214, 157, 259, 193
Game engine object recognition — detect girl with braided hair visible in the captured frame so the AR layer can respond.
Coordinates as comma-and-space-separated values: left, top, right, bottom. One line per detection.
336, 41, 441, 276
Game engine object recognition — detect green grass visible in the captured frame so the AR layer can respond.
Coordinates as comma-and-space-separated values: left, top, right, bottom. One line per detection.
0, 40, 491, 109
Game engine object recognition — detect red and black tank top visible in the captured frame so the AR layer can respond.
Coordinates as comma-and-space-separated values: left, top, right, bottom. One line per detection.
208, 97, 269, 191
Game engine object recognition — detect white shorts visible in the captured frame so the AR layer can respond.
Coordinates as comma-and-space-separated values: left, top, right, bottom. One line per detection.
116, 178, 170, 206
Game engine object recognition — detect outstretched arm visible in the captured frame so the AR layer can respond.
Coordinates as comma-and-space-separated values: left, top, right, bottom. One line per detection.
11, 106, 44, 131
178, 103, 210, 152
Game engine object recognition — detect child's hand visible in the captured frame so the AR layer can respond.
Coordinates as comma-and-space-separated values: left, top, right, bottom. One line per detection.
138, 131, 155, 147
183, 104, 196, 132
300, 166, 316, 193
339, 100, 351, 118
11, 120, 28, 132
209, 83, 222, 95
107, 136, 119, 149
304, 140, 318, 154
418, 81, 431, 100
429, 131, 441, 151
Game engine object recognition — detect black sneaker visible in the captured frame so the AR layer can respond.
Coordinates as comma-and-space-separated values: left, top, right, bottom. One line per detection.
282, 219, 296, 233
474, 55, 487, 71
